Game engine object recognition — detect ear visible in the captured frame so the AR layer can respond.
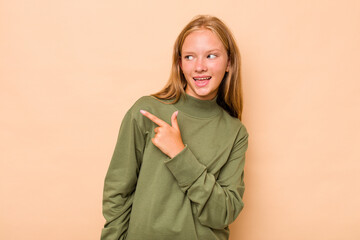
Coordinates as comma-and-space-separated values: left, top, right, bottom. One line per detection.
226, 59, 230, 72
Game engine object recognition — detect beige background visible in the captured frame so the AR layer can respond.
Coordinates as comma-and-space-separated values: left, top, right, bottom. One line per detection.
1, 0, 360, 239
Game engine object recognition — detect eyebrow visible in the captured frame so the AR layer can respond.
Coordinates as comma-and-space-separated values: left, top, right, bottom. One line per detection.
182, 49, 223, 55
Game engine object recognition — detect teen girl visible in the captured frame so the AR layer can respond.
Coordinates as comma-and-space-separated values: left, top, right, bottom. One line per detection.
101, 15, 249, 240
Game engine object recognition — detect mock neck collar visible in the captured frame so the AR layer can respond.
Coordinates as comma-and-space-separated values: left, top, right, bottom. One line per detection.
173, 93, 222, 118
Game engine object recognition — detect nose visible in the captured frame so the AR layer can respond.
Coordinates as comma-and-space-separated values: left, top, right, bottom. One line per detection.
195, 58, 207, 72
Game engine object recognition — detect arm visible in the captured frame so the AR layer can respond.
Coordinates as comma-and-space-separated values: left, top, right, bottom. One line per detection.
164, 125, 249, 229
101, 109, 146, 240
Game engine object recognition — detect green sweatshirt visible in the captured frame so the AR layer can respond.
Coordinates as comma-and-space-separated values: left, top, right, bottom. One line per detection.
101, 93, 249, 240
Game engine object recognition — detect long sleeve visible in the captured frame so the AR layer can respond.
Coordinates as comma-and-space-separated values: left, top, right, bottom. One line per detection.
164, 125, 249, 229
101, 108, 146, 240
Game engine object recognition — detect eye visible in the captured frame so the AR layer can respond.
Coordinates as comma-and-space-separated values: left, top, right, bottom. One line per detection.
207, 54, 216, 59
184, 55, 194, 60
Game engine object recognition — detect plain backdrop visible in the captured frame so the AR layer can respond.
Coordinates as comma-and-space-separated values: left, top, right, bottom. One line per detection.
1, 0, 360, 239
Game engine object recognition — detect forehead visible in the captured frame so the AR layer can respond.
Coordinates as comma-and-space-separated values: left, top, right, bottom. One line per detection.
182, 29, 225, 52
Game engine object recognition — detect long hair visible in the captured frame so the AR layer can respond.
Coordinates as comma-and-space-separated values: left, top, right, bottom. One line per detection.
152, 15, 244, 120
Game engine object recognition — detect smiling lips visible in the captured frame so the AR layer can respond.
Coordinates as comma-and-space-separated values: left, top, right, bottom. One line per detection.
193, 76, 211, 87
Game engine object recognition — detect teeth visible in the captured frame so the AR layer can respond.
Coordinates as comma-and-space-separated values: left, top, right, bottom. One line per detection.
194, 77, 211, 80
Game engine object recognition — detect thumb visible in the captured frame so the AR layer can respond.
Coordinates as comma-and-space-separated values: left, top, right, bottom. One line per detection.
171, 111, 179, 130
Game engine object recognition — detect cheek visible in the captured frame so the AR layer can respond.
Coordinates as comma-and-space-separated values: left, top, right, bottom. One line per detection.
210, 62, 228, 75
180, 62, 192, 75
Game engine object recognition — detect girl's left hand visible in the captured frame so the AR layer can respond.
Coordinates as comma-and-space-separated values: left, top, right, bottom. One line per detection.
140, 110, 185, 158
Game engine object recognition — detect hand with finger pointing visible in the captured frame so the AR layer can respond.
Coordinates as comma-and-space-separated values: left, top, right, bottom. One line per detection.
140, 110, 185, 158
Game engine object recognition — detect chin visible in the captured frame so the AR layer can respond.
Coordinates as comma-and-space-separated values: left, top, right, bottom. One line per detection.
186, 84, 216, 100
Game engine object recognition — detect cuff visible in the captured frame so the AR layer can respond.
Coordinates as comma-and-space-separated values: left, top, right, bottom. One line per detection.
164, 144, 206, 187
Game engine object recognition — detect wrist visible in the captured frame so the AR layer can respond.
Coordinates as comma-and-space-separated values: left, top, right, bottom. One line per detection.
169, 144, 186, 159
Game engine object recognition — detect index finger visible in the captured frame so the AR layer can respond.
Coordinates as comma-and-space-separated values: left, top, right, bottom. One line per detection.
140, 110, 168, 127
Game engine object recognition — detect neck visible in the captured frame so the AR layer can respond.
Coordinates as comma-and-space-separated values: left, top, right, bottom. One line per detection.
173, 93, 221, 118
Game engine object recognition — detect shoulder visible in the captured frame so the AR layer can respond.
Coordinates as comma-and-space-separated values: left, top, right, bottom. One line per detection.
129, 95, 170, 112
128, 95, 175, 120
123, 95, 173, 129
231, 118, 249, 153
219, 109, 248, 134
218, 109, 249, 149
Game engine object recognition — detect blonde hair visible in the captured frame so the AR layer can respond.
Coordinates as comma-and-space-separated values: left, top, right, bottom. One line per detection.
152, 15, 244, 120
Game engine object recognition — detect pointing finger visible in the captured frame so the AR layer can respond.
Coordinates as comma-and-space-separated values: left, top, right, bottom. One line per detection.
140, 110, 167, 127
171, 111, 179, 131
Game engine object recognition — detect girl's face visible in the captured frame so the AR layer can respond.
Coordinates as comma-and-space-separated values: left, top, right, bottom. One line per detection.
180, 29, 229, 100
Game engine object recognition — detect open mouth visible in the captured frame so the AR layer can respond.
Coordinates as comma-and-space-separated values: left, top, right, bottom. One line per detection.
193, 76, 211, 87
193, 76, 211, 81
